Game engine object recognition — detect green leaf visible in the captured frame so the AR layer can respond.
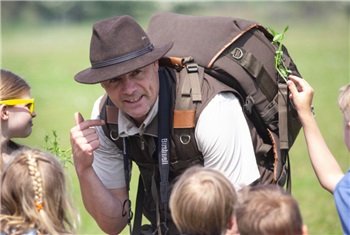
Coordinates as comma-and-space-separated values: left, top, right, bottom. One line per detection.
43, 130, 73, 168
268, 25, 291, 83
273, 33, 283, 42
268, 27, 276, 36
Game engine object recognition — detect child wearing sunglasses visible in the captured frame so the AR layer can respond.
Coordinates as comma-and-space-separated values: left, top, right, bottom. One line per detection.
0, 69, 36, 174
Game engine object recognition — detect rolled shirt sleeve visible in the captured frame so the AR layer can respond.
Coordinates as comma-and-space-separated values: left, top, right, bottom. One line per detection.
90, 96, 126, 189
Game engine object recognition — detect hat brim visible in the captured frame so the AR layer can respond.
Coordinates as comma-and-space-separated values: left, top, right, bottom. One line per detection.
74, 42, 173, 84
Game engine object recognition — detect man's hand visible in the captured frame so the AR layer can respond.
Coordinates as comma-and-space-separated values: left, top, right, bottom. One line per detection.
70, 112, 105, 173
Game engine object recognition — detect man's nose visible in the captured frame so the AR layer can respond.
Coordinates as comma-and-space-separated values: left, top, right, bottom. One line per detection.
122, 77, 137, 93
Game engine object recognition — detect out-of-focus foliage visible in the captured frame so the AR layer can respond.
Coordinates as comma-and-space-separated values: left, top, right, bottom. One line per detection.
2, 1, 349, 27
1, 1, 159, 25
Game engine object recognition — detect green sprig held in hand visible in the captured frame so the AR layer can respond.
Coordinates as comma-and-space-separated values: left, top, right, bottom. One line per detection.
44, 130, 73, 168
268, 25, 292, 83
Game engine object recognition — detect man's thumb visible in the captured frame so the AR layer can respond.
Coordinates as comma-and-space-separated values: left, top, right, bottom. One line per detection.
74, 112, 84, 125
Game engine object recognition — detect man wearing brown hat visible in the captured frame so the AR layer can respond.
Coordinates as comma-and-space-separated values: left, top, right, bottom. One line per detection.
70, 15, 259, 234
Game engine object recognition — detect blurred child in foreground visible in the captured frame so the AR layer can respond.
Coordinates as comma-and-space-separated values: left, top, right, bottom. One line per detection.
0, 148, 78, 235
169, 166, 239, 235
236, 184, 308, 235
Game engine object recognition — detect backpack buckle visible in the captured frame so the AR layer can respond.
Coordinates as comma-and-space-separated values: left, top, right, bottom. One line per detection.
182, 57, 198, 73
231, 47, 244, 60
110, 130, 119, 141
185, 63, 198, 73
244, 96, 255, 115
180, 133, 191, 145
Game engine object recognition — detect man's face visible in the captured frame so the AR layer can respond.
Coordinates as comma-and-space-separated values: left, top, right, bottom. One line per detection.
101, 61, 159, 126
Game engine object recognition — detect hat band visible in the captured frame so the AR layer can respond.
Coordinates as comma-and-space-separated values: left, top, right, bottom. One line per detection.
91, 44, 154, 69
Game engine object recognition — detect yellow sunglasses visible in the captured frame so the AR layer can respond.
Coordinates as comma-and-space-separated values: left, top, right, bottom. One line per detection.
0, 99, 35, 114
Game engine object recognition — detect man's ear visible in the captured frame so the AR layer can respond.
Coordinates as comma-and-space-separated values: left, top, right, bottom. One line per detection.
0, 105, 9, 120
100, 82, 106, 89
154, 60, 159, 71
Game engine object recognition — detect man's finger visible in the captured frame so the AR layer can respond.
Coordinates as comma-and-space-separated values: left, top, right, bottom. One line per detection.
73, 112, 105, 130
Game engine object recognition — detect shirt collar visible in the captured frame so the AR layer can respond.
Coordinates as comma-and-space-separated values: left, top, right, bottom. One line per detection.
118, 97, 159, 137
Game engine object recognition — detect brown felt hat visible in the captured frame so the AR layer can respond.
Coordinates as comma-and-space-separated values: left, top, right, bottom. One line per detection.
74, 15, 173, 84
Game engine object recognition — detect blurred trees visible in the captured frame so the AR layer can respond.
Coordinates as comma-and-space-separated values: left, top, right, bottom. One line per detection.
1, 1, 208, 25
1, 1, 348, 27
1, 1, 159, 25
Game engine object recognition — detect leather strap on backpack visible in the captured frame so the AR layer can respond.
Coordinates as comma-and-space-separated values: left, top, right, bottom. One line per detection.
278, 82, 289, 150
227, 47, 277, 102
278, 82, 292, 193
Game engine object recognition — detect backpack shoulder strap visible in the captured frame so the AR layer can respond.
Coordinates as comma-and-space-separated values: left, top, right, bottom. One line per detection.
99, 94, 120, 143
98, 93, 108, 113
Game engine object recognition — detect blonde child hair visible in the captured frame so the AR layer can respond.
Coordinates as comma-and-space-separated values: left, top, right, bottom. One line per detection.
169, 166, 238, 235
338, 83, 350, 122
0, 148, 77, 235
236, 184, 307, 235
338, 83, 350, 151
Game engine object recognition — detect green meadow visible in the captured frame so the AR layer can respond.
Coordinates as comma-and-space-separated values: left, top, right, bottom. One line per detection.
1, 2, 349, 235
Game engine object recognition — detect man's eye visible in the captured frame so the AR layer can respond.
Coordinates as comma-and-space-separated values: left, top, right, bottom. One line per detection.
131, 69, 141, 77
109, 78, 121, 83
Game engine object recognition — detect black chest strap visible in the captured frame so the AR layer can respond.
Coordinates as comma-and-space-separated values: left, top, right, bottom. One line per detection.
155, 67, 171, 234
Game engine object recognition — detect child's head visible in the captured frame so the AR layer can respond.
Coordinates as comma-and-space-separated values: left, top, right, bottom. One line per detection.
0, 148, 77, 235
338, 83, 350, 151
236, 184, 307, 235
0, 69, 35, 142
169, 166, 238, 235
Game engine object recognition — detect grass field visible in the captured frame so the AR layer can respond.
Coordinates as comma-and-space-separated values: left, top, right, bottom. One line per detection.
1, 2, 349, 234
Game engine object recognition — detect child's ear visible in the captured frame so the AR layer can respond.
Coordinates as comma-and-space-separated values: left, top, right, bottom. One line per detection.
0, 105, 9, 120
227, 216, 239, 234
302, 224, 308, 235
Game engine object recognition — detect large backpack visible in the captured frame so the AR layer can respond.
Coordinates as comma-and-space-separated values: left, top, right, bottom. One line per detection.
146, 12, 302, 189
